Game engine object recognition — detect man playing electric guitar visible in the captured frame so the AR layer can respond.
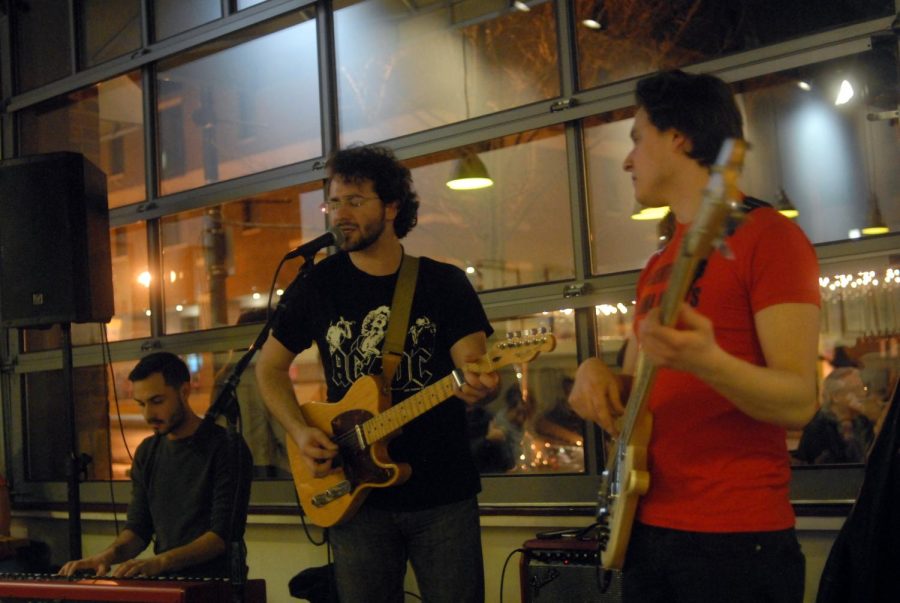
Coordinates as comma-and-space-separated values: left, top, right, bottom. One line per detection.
256, 144, 498, 603
568, 70, 820, 602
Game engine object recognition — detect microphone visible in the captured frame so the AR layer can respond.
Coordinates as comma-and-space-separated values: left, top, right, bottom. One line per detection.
284, 227, 345, 260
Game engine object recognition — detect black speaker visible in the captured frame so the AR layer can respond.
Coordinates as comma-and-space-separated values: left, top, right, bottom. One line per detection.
521, 537, 623, 603
0, 152, 114, 327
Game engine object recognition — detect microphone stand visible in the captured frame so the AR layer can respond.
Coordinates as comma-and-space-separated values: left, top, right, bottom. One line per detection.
204, 252, 319, 602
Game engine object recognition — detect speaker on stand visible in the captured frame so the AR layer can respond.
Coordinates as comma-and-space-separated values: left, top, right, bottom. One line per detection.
0, 152, 114, 560
520, 536, 623, 602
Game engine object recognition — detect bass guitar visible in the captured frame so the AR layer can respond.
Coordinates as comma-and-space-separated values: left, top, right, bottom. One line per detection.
288, 329, 556, 527
597, 138, 747, 569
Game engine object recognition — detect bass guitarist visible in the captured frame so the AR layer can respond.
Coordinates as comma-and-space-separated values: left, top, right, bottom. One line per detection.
568, 70, 820, 603
256, 144, 498, 603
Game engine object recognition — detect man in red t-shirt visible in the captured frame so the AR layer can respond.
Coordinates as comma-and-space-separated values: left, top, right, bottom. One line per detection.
569, 70, 820, 602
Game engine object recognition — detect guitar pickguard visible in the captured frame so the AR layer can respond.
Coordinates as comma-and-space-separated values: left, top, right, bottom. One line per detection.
332, 409, 395, 489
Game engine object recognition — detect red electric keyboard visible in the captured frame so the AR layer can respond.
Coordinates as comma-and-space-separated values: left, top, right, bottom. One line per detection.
0, 573, 266, 602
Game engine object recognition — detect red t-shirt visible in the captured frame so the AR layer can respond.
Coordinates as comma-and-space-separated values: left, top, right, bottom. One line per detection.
634, 206, 820, 532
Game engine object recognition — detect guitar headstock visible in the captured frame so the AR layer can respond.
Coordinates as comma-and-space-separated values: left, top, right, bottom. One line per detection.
659, 137, 748, 324
465, 329, 556, 373
684, 137, 748, 258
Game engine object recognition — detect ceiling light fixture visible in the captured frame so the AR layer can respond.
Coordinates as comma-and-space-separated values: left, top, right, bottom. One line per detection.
775, 188, 799, 219
446, 151, 494, 190
861, 194, 889, 235
630, 204, 669, 221
582, 0, 605, 30
834, 79, 854, 105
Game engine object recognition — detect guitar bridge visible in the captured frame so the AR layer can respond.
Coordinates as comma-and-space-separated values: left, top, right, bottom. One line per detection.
311, 480, 352, 508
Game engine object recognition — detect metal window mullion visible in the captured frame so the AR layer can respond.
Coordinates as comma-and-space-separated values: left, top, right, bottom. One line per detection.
146, 217, 165, 337
67, 0, 77, 75
555, 0, 578, 98
0, 4, 14, 158
141, 0, 153, 48
317, 0, 338, 159
140, 62, 165, 337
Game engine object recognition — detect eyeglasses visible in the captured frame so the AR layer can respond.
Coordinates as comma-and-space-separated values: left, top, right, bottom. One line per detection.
322, 195, 380, 213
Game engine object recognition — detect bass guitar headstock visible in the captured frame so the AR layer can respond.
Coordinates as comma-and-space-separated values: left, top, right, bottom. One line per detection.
683, 137, 748, 260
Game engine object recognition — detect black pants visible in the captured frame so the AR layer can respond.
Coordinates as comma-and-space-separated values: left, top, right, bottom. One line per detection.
623, 522, 805, 603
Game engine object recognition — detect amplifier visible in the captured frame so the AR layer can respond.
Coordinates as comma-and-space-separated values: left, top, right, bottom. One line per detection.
520, 537, 622, 603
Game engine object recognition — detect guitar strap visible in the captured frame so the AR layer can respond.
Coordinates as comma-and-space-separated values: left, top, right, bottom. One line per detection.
380, 253, 420, 394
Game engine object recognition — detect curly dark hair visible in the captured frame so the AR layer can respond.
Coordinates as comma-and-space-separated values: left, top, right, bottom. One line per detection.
128, 351, 190, 388
325, 145, 420, 238
635, 70, 744, 167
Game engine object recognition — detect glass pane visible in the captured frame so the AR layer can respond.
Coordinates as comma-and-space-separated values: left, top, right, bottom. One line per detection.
77, 0, 141, 68
583, 107, 662, 275
575, 0, 894, 91
738, 43, 899, 244
24, 366, 111, 481
334, 0, 559, 144
161, 184, 325, 333
17, 72, 147, 209
153, 0, 222, 41
109, 223, 153, 341
13, 0, 71, 93
405, 126, 574, 291
820, 262, 900, 348
22, 223, 151, 351
473, 310, 582, 474
236, 0, 268, 9
585, 45, 899, 275
789, 253, 900, 465
156, 12, 320, 196
215, 346, 325, 480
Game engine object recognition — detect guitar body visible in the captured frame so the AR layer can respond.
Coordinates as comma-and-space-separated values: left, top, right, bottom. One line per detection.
288, 374, 411, 527
286, 331, 556, 528
600, 409, 652, 569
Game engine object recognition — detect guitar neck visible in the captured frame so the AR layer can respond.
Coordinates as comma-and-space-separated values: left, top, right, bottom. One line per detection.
610, 354, 656, 462
362, 371, 462, 443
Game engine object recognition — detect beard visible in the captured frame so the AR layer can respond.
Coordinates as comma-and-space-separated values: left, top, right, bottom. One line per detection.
151, 397, 187, 436
339, 209, 387, 253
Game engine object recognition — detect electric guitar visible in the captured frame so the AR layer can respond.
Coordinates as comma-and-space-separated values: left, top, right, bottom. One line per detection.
597, 138, 748, 569
288, 330, 556, 527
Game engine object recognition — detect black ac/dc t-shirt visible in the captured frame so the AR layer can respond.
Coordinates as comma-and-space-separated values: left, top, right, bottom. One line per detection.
272, 251, 493, 511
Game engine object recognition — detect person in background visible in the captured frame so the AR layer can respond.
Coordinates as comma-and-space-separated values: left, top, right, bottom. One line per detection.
795, 367, 881, 464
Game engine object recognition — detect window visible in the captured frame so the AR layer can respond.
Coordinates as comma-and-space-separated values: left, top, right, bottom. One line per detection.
405, 126, 575, 290
17, 72, 147, 209
334, 0, 560, 144
474, 310, 584, 475
153, 0, 222, 41
160, 184, 325, 333
77, 0, 141, 68
3, 0, 896, 510
574, 0, 895, 91
13, 0, 71, 93
155, 12, 321, 195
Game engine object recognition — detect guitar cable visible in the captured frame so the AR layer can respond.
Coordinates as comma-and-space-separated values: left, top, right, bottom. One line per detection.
500, 547, 526, 603
101, 322, 125, 534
